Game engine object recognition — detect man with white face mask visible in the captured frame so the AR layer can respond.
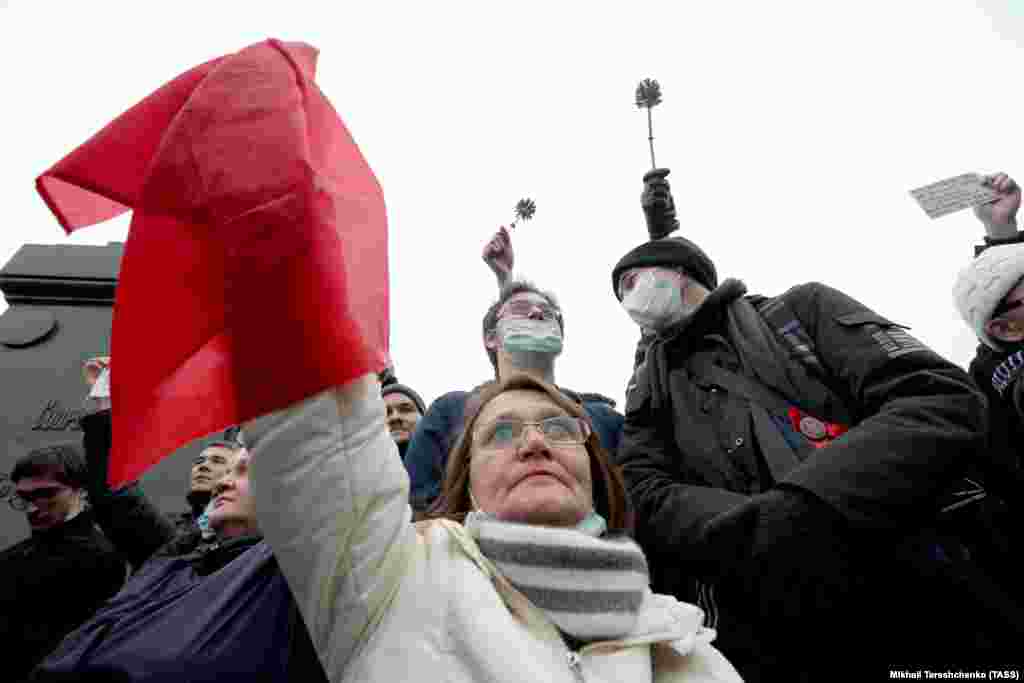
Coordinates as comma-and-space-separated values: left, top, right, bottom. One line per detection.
612, 233, 718, 397
620, 267, 691, 330
615, 239, 717, 330
612, 170, 1002, 680
403, 231, 623, 514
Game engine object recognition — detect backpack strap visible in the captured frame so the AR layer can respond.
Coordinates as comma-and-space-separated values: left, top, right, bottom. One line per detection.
757, 291, 1001, 536
754, 295, 827, 378
752, 291, 856, 425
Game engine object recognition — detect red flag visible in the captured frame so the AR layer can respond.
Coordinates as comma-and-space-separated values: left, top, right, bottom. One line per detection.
37, 39, 390, 487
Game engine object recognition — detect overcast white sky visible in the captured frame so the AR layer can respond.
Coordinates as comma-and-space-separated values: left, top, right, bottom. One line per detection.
2, 1, 1024, 411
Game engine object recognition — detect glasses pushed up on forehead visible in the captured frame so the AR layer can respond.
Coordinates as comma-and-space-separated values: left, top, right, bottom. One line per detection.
499, 299, 560, 322
8, 486, 67, 512
475, 416, 591, 451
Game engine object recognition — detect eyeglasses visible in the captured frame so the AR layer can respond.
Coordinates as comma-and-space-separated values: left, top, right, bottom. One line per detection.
618, 268, 648, 295
499, 299, 560, 322
475, 416, 591, 450
8, 486, 67, 512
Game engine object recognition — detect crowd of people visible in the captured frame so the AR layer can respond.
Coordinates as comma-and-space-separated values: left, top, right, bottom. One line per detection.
5, 160, 1024, 682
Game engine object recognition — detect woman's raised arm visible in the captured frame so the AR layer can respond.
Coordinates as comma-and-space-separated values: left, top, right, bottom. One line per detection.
246, 375, 417, 681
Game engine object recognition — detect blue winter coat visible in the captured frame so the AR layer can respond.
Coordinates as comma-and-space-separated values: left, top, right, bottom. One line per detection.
31, 536, 324, 683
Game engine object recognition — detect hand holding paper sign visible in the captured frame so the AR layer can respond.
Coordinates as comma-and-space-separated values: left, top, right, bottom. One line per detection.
973, 172, 1020, 239
909, 173, 1000, 219
37, 40, 390, 487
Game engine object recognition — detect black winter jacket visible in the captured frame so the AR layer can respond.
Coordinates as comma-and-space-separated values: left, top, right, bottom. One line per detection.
81, 411, 212, 568
959, 343, 1024, 595
623, 280, 985, 550
1, 509, 125, 681
620, 279, 990, 679
967, 232, 1024, 505
968, 343, 1024, 504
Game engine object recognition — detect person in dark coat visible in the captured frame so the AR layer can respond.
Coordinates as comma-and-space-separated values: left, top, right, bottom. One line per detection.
404, 226, 624, 514
403, 277, 624, 514
173, 440, 242, 534
83, 360, 251, 566
81, 362, 243, 555
954, 172, 1024, 498
78, 409, 242, 569
951, 171, 1024, 593
1, 444, 125, 681
613, 169, 1003, 680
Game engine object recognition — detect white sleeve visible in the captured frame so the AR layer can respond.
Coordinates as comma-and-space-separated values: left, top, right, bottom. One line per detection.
245, 385, 416, 680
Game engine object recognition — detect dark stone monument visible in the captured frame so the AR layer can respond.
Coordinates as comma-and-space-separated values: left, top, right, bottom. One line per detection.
0, 243, 216, 549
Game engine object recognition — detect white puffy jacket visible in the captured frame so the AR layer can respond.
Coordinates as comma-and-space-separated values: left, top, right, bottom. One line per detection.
246, 383, 742, 683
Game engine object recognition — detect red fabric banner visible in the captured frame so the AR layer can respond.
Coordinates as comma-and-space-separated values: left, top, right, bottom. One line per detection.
37, 39, 390, 487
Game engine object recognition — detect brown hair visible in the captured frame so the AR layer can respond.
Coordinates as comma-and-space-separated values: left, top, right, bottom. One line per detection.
428, 374, 631, 531
11, 443, 88, 489
481, 280, 564, 377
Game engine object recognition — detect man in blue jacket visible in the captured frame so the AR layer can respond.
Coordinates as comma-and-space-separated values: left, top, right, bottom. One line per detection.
404, 228, 623, 514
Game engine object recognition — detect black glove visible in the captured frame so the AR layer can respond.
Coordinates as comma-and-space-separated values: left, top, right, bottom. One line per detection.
699, 487, 856, 619
641, 168, 680, 240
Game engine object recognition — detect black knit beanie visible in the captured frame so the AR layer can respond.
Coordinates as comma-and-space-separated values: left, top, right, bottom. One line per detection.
611, 236, 718, 300
382, 383, 427, 415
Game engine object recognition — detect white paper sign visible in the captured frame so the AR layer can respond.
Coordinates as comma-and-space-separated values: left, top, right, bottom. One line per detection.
909, 173, 1000, 219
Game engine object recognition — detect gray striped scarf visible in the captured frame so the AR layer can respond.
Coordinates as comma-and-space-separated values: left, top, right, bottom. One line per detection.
465, 512, 649, 642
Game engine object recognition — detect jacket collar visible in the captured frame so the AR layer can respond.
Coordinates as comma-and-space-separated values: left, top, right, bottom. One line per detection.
31, 506, 96, 541
186, 490, 212, 518
644, 279, 747, 411
194, 533, 263, 575
658, 278, 747, 346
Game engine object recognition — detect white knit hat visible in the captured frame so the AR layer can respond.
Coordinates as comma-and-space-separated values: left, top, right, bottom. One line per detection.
952, 242, 1024, 349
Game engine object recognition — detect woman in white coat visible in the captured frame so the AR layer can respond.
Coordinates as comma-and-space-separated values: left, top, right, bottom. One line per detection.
246, 372, 742, 683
